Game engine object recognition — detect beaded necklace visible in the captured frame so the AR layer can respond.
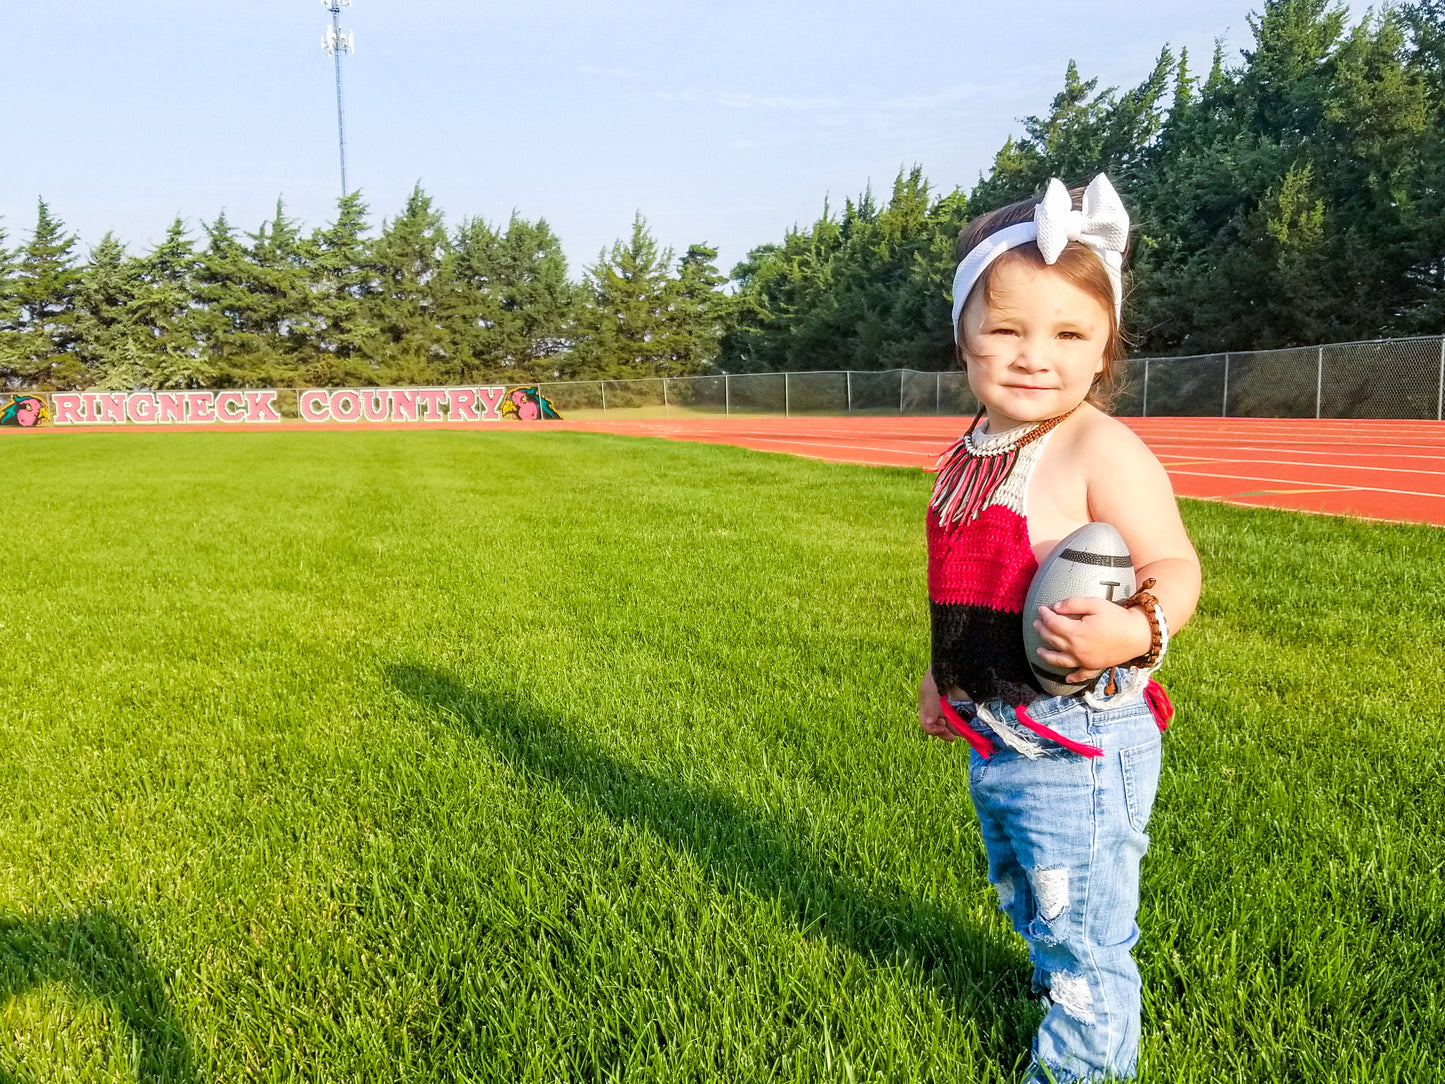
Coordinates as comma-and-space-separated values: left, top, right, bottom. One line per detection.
929, 404, 1079, 526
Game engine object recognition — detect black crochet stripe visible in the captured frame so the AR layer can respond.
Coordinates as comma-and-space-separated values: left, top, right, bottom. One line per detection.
930, 601, 1045, 707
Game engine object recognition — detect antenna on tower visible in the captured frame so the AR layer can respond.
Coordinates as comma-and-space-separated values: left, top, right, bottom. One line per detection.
322, 0, 354, 196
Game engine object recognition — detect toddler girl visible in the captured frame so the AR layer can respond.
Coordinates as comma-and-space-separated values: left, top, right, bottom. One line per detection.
918, 175, 1201, 1082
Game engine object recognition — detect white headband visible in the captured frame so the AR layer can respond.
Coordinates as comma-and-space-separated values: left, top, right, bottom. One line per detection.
950, 174, 1129, 343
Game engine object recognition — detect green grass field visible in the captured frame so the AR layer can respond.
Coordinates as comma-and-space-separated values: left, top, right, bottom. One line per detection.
1, 430, 1441, 1082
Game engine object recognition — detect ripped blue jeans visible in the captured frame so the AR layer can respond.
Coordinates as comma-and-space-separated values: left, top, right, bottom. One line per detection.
952, 678, 1163, 1083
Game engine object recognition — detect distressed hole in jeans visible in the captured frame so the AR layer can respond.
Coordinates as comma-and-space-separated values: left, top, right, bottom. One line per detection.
993, 876, 1015, 910
1027, 867, 1069, 922
1047, 970, 1096, 1024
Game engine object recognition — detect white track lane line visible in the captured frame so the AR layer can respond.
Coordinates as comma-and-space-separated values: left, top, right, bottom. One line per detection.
1183, 495, 1438, 526
1135, 426, 1445, 438
1143, 437, 1445, 452
1137, 430, 1445, 445
1147, 446, 1445, 463
1165, 468, 1445, 501
1128, 419, 1445, 430
1154, 455, 1445, 479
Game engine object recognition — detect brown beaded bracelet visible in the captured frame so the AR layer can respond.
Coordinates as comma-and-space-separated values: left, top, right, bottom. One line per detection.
1116, 577, 1163, 668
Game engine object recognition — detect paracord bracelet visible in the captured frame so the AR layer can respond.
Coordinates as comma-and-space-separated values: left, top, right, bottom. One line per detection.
1116, 577, 1165, 669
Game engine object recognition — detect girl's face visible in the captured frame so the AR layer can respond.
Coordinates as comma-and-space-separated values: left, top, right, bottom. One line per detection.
960, 256, 1110, 432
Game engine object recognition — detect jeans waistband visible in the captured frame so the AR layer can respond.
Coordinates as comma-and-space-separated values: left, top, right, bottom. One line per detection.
943, 673, 1172, 761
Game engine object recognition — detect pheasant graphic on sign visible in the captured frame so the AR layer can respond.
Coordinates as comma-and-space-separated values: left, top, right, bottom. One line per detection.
501, 386, 562, 421
0, 394, 49, 428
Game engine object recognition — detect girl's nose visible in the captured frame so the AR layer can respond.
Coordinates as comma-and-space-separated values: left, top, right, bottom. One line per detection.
1012, 341, 1050, 371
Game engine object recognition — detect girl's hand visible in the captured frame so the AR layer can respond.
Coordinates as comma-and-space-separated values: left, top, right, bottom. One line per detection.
1032, 598, 1153, 684
918, 670, 956, 741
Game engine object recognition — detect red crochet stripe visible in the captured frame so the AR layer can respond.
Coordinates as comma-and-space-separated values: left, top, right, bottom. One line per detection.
927, 504, 1038, 610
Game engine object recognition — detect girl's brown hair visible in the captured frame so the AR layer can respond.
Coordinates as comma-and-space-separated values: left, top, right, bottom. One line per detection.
954, 187, 1129, 411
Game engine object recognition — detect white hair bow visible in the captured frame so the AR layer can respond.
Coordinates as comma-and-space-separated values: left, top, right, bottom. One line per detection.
951, 173, 1129, 343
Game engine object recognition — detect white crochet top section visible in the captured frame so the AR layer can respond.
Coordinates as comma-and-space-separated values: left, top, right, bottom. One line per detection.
963, 424, 1056, 516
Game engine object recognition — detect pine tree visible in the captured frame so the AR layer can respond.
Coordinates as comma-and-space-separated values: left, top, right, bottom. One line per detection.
71, 232, 142, 385
245, 200, 312, 379
574, 213, 676, 378
1237, 0, 1347, 140
1126, 0, 1437, 350
306, 192, 379, 384
1400, 0, 1445, 328
0, 219, 16, 331
370, 185, 449, 384
722, 169, 966, 374
443, 215, 500, 380
446, 213, 573, 381
12, 198, 83, 387
193, 212, 262, 382
969, 55, 1174, 217
723, 206, 846, 373
0, 219, 22, 383
130, 217, 212, 388
666, 243, 727, 375
1319, 11, 1429, 336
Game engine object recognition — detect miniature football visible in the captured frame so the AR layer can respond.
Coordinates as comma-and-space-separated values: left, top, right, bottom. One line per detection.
1022, 522, 1137, 697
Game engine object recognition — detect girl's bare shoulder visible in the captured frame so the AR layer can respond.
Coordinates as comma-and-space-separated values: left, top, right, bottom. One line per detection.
1064, 407, 1165, 480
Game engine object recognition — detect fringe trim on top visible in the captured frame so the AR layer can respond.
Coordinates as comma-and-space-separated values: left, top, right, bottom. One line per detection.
975, 702, 1046, 759
929, 405, 1079, 527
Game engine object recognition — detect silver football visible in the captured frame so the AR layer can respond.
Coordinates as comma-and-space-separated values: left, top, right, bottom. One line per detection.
1022, 522, 1137, 697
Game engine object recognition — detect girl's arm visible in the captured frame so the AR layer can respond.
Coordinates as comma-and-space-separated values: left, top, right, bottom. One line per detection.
1033, 423, 1202, 682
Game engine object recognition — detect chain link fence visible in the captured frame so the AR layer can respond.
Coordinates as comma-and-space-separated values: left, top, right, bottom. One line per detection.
531, 370, 981, 420
1118, 336, 1445, 420
534, 336, 1445, 420
546, 336, 1445, 420
8, 335, 1444, 422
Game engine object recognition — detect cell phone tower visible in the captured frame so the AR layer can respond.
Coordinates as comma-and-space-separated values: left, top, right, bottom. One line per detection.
322, 0, 355, 195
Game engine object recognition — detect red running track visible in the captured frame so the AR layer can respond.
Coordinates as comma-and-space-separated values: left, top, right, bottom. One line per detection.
542, 415, 1445, 527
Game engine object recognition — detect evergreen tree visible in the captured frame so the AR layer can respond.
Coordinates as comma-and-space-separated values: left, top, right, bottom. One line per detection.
1235, 0, 1347, 140
1319, 11, 1428, 334
370, 184, 450, 384
1400, 0, 1445, 328
0, 219, 22, 383
245, 200, 312, 378
0, 219, 15, 331
1129, 0, 1434, 350
574, 213, 677, 378
723, 202, 847, 373
71, 232, 142, 386
130, 217, 211, 388
723, 169, 967, 373
446, 213, 573, 381
306, 192, 380, 384
667, 243, 728, 375
193, 212, 264, 382
11, 199, 83, 387
969, 53, 1175, 217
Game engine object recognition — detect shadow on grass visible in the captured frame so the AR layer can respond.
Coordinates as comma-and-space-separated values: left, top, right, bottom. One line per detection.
0, 910, 198, 1083
387, 663, 1033, 1064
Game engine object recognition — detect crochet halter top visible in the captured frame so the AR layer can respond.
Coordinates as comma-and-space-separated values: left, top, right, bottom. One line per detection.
927, 409, 1072, 707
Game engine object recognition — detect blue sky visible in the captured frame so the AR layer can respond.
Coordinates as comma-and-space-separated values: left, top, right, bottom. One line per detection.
1, 1, 1331, 278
